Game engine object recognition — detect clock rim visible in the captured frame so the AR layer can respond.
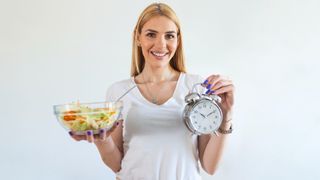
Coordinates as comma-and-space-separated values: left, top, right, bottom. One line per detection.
184, 98, 223, 135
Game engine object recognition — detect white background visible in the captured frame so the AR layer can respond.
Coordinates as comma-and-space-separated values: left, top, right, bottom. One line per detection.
1, 0, 319, 179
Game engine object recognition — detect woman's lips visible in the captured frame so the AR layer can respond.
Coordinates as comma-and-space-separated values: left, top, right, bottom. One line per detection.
151, 51, 169, 59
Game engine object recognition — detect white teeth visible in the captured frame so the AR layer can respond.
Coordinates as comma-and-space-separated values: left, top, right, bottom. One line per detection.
151, 51, 167, 57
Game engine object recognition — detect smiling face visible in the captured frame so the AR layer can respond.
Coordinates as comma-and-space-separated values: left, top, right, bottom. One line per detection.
137, 16, 179, 69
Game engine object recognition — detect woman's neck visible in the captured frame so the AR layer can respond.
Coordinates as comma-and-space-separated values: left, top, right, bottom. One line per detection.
141, 65, 178, 83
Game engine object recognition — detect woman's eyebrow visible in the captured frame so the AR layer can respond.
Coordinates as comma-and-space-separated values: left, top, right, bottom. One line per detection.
145, 29, 177, 34
145, 29, 158, 33
165, 31, 177, 34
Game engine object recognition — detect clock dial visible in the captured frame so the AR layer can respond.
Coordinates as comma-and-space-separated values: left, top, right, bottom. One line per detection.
189, 100, 222, 134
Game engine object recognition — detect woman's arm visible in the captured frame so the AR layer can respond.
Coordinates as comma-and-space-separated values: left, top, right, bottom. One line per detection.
70, 120, 124, 173
94, 120, 124, 172
198, 74, 234, 175
198, 118, 232, 175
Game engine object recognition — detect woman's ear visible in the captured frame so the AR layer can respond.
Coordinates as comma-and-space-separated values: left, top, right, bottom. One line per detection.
136, 34, 141, 46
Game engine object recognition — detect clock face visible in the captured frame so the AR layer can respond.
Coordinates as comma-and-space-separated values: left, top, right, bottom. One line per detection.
189, 99, 222, 134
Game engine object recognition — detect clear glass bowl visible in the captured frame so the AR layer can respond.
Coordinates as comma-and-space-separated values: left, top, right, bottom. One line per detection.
53, 101, 123, 135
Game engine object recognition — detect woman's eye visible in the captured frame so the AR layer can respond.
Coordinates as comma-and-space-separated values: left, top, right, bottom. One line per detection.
146, 33, 156, 38
165, 34, 175, 39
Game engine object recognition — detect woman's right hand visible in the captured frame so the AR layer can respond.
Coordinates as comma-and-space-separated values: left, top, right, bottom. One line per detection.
68, 121, 120, 143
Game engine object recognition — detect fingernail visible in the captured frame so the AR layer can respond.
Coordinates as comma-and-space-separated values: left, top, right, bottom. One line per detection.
68, 131, 73, 136
99, 129, 105, 139
86, 131, 92, 136
205, 89, 211, 94
203, 80, 208, 85
206, 84, 212, 89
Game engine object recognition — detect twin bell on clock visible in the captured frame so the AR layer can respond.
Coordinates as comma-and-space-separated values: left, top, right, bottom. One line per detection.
183, 83, 223, 136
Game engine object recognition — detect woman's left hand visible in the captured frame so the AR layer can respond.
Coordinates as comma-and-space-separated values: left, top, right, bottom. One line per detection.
202, 74, 235, 119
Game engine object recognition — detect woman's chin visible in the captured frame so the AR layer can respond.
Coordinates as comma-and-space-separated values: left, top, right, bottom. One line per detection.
150, 61, 170, 69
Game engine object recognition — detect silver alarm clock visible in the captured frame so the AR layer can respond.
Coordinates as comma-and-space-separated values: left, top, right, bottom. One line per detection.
183, 83, 223, 135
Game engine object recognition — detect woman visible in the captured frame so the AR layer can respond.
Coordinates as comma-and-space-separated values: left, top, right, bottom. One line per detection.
70, 3, 234, 180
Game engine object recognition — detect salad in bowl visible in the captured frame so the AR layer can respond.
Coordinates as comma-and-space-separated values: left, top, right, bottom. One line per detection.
53, 101, 123, 135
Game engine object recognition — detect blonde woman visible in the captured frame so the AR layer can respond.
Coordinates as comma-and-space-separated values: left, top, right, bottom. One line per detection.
70, 3, 234, 180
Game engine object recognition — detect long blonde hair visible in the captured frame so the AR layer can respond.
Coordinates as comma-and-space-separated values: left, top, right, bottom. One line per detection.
131, 3, 186, 77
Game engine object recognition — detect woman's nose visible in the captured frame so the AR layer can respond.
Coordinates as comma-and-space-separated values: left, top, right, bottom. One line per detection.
155, 36, 166, 48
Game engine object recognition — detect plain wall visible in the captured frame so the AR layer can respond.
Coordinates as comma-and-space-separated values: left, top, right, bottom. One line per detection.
1, 0, 319, 179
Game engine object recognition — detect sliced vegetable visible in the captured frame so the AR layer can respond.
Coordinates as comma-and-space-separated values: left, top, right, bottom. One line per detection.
59, 104, 118, 131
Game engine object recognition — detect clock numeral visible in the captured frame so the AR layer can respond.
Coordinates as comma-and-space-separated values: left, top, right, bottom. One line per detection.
194, 110, 198, 113
209, 125, 213, 129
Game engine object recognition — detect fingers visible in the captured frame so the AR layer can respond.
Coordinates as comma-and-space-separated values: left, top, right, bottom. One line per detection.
68, 130, 98, 143
68, 121, 122, 143
68, 119, 122, 143
211, 80, 233, 92
86, 130, 94, 143
99, 129, 106, 141
213, 84, 235, 95
206, 74, 224, 88
109, 121, 121, 134
203, 74, 234, 94
69, 131, 87, 141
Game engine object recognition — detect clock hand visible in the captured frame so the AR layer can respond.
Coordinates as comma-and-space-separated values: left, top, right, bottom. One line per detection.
206, 111, 214, 117
199, 113, 206, 119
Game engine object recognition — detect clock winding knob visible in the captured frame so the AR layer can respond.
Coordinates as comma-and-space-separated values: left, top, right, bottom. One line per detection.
209, 94, 221, 103
185, 92, 201, 104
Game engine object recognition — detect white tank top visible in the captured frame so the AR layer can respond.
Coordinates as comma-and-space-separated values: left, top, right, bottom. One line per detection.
105, 73, 204, 180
